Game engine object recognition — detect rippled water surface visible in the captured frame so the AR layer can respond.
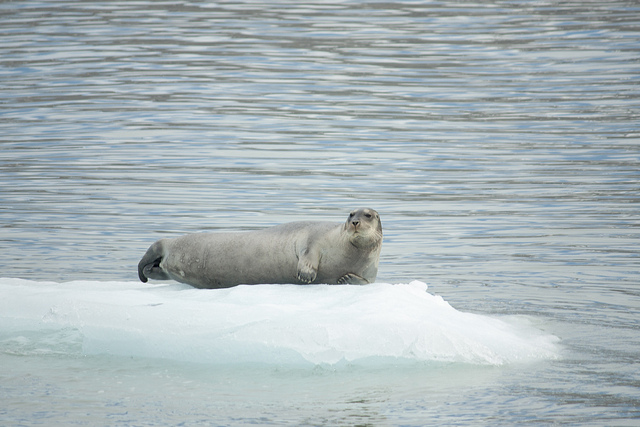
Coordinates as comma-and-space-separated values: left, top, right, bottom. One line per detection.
1, 0, 639, 425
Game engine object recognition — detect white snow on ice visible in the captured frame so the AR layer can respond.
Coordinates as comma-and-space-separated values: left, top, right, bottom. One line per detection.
0, 278, 560, 366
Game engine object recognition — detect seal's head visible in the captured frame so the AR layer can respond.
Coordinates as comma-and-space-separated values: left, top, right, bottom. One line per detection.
344, 207, 383, 248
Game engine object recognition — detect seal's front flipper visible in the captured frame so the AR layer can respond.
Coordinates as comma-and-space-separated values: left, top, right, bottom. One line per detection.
337, 273, 369, 285
296, 258, 317, 283
296, 247, 319, 284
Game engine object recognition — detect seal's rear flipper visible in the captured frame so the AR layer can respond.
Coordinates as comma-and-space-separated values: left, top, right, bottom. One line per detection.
138, 240, 170, 282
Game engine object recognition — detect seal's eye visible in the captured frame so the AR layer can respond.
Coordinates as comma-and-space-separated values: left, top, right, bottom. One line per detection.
365, 214, 372, 218
349, 212, 355, 217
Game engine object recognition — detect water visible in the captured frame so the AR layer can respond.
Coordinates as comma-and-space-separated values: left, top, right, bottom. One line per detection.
1, 0, 639, 425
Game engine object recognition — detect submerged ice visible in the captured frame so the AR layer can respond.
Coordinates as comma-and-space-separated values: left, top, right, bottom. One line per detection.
0, 278, 559, 365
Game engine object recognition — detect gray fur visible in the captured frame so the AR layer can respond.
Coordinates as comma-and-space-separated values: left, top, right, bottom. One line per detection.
138, 208, 382, 289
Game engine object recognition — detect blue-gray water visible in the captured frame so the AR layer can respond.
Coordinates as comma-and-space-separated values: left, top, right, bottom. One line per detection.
1, 0, 639, 425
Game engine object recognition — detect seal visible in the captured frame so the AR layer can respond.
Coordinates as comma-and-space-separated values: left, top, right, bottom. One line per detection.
138, 208, 383, 289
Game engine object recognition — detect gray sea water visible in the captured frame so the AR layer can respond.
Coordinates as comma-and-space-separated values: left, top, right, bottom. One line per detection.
1, 0, 639, 425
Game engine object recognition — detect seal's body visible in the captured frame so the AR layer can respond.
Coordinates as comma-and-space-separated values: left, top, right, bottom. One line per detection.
138, 208, 382, 289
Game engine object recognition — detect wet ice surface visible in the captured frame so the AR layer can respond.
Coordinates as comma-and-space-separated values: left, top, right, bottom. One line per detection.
0, 279, 559, 366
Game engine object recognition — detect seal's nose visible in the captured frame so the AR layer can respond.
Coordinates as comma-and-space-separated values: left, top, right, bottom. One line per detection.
352, 220, 360, 227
